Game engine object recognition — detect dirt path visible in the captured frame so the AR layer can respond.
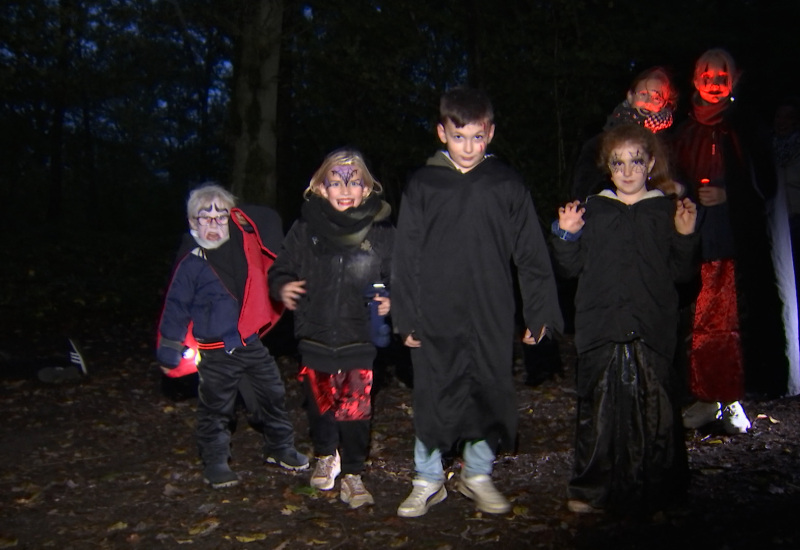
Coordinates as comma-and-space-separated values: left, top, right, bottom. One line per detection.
1, 231, 799, 548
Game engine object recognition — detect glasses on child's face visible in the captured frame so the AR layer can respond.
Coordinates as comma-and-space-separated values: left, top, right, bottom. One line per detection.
196, 214, 230, 226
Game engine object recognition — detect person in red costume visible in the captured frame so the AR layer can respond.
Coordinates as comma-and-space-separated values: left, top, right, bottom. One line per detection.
673, 48, 795, 434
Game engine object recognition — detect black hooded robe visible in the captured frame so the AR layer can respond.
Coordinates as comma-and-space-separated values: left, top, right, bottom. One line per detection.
392, 153, 563, 453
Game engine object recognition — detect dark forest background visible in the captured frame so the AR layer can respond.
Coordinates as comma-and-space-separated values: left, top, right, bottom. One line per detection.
3, 0, 799, 234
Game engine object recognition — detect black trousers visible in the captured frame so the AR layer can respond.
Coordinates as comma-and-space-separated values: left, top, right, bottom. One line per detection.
196, 341, 296, 466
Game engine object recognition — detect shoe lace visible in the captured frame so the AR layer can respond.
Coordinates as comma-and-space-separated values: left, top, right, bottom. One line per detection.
406, 482, 436, 504
723, 403, 740, 416
314, 455, 335, 478
344, 475, 366, 495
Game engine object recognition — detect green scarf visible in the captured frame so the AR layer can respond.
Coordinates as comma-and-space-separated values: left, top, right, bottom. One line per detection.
302, 194, 390, 249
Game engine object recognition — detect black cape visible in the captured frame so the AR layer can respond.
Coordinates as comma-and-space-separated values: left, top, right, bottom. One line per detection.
392, 153, 563, 452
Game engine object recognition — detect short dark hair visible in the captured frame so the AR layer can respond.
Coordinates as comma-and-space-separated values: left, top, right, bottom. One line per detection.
439, 87, 494, 127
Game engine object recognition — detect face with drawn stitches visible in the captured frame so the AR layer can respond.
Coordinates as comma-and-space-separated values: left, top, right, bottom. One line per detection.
191, 203, 231, 242
694, 60, 732, 104
627, 77, 669, 116
607, 142, 655, 204
321, 164, 368, 211
436, 118, 495, 173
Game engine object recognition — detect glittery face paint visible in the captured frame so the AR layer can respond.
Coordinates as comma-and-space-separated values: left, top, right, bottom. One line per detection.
436, 118, 495, 173
607, 143, 654, 205
323, 165, 363, 189
321, 164, 368, 211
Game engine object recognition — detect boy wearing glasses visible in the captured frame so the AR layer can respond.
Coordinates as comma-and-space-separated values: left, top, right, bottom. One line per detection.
157, 183, 308, 489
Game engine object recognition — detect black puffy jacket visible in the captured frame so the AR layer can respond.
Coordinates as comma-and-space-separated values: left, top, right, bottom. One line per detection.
268, 195, 394, 372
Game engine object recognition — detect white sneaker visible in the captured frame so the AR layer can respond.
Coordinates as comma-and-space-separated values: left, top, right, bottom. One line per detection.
397, 478, 447, 517
456, 474, 511, 514
722, 401, 751, 434
682, 400, 721, 429
339, 474, 374, 509
310, 451, 341, 490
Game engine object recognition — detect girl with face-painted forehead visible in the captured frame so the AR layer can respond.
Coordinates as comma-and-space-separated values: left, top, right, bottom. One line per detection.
268, 148, 395, 509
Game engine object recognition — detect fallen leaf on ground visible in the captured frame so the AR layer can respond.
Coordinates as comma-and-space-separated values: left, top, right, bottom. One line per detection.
188, 518, 220, 536
234, 533, 267, 542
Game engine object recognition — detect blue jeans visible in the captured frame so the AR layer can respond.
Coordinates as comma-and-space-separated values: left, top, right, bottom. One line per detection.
413, 437, 495, 483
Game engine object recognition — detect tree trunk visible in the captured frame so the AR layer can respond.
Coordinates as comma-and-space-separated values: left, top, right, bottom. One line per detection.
47, 0, 75, 221
229, 0, 283, 207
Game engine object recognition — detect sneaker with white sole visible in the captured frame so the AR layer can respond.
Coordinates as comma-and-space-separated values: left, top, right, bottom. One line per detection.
397, 478, 447, 517
203, 463, 240, 489
265, 447, 310, 471
457, 474, 511, 514
310, 451, 341, 490
722, 401, 751, 434
339, 474, 374, 509
682, 400, 721, 429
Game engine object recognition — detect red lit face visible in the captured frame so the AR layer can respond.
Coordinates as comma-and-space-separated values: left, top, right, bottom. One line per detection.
694, 61, 732, 104
627, 77, 669, 116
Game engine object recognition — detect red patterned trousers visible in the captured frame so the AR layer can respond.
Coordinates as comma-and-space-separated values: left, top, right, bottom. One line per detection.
689, 259, 745, 402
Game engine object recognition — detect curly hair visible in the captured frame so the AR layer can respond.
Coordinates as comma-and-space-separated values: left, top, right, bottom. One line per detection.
597, 124, 671, 190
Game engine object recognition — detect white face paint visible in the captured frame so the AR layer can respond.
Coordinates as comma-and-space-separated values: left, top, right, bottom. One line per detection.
628, 77, 669, 116
694, 61, 732, 104
190, 203, 231, 248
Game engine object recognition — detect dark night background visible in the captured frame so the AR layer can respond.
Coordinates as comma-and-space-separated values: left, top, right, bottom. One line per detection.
3, 0, 800, 233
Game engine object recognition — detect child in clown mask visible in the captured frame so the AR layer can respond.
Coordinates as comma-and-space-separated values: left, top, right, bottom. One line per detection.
269, 148, 394, 509
572, 66, 682, 200
552, 123, 699, 515
157, 183, 309, 489
673, 48, 796, 432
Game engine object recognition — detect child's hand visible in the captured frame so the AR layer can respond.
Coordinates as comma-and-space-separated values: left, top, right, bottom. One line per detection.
522, 326, 548, 345
280, 280, 306, 310
404, 333, 421, 348
698, 185, 726, 206
558, 201, 585, 234
373, 295, 391, 316
674, 198, 698, 235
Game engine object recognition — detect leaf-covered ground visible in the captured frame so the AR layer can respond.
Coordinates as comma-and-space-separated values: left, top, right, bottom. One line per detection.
1, 228, 799, 549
